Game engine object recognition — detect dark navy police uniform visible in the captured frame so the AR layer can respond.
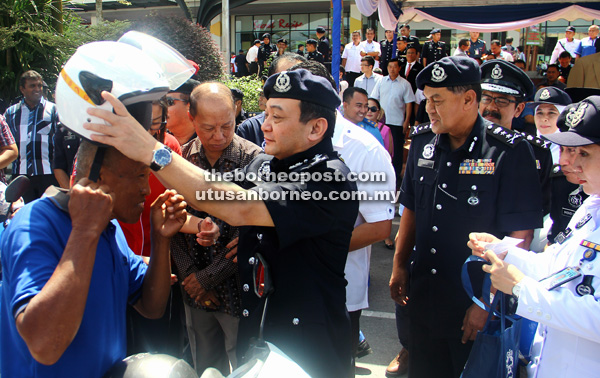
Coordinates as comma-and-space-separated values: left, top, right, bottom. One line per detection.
422, 40, 447, 65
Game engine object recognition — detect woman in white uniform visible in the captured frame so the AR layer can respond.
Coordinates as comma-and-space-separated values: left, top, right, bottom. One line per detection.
468, 96, 600, 378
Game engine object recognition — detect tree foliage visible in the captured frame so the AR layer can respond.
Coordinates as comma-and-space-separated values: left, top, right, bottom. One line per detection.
223, 75, 263, 113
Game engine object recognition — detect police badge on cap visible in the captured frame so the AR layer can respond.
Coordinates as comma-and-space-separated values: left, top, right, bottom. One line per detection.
543, 96, 600, 146
416, 56, 481, 90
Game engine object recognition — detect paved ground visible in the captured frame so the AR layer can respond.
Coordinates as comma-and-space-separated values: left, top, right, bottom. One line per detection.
355, 212, 407, 378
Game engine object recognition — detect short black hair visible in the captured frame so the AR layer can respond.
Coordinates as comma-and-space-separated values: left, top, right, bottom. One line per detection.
20, 70, 43, 88
458, 38, 470, 48
343, 87, 368, 104
491, 39, 501, 47
400, 24, 410, 30
546, 64, 560, 72
506, 37, 513, 43
361, 56, 375, 66
387, 58, 400, 67
559, 51, 572, 59
514, 59, 526, 67
230, 87, 244, 101
448, 84, 482, 103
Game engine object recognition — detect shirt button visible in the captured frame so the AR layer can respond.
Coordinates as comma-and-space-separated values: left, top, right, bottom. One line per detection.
527, 307, 533, 313
441, 183, 447, 189
471, 185, 477, 191
420, 176, 424, 182
431, 269, 437, 275
432, 226, 438, 232
431, 248, 436, 254
257, 233, 263, 241
436, 204, 442, 210
545, 314, 551, 321
248, 257, 256, 265
586, 263, 593, 271
446, 162, 452, 167
536, 309, 543, 316
243, 284, 250, 292
292, 318, 300, 326
242, 309, 249, 317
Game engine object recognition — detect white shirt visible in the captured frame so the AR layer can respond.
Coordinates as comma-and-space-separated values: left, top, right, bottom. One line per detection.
332, 112, 396, 312
504, 195, 600, 378
246, 45, 258, 64
342, 42, 363, 73
371, 75, 416, 125
500, 50, 514, 62
360, 40, 382, 69
550, 38, 581, 64
354, 73, 383, 97
453, 48, 468, 57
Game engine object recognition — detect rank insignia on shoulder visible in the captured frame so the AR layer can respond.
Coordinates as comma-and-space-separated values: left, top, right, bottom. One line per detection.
521, 131, 550, 149
410, 123, 432, 137
459, 159, 495, 174
486, 125, 522, 146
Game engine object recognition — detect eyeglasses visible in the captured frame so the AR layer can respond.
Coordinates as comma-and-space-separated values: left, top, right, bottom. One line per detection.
165, 97, 189, 107
480, 94, 517, 108
367, 106, 379, 112
150, 116, 167, 130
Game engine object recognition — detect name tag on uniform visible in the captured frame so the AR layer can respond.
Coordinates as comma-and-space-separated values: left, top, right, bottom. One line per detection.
539, 266, 581, 290
418, 158, 435, 169
459, 159, 495, 174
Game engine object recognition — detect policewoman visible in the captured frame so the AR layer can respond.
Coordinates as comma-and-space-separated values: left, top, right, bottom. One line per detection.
469, 96, 600, 378
390, 56, 543, 378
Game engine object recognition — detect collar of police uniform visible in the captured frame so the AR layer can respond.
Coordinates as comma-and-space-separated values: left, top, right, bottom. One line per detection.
270, 138, 334, 173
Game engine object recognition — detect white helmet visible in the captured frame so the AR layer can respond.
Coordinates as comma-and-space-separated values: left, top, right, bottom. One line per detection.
55, 32, 194, 140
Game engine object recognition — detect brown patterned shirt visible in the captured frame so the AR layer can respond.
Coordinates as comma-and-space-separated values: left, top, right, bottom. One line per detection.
171, 134, 262, 316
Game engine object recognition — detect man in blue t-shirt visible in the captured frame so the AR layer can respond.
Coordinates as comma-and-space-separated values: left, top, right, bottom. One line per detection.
0, 141, 186, 377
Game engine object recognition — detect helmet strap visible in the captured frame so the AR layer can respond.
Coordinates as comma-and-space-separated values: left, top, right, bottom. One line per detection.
88, 147, 106, 183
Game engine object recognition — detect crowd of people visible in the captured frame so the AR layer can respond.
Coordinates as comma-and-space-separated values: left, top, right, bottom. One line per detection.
0, 21, 599, 378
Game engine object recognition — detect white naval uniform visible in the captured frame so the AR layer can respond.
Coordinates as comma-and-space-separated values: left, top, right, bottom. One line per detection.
504, 195, 600, 378
333, 112, 396, 312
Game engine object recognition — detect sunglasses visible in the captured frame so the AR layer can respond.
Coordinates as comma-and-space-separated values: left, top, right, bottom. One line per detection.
367, 106, 379, 112
165, 97, 189, 107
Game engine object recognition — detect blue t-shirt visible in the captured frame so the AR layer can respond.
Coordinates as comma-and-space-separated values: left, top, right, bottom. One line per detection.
357, 119, 385, 147
0, 196, 147, 377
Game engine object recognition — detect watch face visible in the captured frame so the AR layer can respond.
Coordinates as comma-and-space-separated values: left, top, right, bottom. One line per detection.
154, 148, 172, 167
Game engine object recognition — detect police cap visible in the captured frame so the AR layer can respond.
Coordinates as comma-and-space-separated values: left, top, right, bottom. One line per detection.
262, 33, 271, 40
530, 87, 572, 107
316, 27, 326, 34
398, 36, 409, 42
277, 38, 288, 45
544, 96, 600, 146
253, 39, 261, 45
263, 69, 340, 110
416, 56, 481, 90
306, 39, 318, 46
430, 28, 441, 34
566, 26, 576, 32
481, 60, 534, 98
170, 78, 200, 95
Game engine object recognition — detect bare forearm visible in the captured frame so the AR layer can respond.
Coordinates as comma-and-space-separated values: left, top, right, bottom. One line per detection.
134, 233, 172, 318
0, 145, 18, 169
510, 229, 533, 250
53, 169, 70, 189
349, 220, 392, 252
16, 229, 101, 365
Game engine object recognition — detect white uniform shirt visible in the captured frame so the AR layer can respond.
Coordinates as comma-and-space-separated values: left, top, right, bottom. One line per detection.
504, 195, 600, 378
360, 40, 382, 69
342, 42, 363, 73
246, 45, 259, 64
550, 38, 581, 64
332, 112, 396, 312
371, 75, 416, 126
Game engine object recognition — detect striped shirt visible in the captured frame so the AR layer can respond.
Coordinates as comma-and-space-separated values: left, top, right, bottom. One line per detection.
3, 97, 58, 176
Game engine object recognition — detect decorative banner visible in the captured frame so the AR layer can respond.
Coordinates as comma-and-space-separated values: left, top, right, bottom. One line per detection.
355, 0, 403, 31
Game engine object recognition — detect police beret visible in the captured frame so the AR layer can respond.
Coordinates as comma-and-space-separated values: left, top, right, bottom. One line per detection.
316, 27, 326, 33
481, 60, 534, 98
253, 39, 261, 45
544, 96, 600, 146
431, 28, 441, 34
262, 33, 271, 39
263, 69, 340, 110
170, 78, 200, 95
529, 87, 572, 107
306, 39, 318, 46
277, 38, 288, 45
416, 56, 481, 90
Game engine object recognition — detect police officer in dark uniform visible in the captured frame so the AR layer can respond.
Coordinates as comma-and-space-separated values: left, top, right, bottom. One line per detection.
305, 39, 324, 63
421, 28, 447, 67
380, 29, 395, 76
479, 60, 554, 219
52, 124, 80, 188
315, 26, 330, 62
390, 56, 543, 378
257, 33, 276, 75
396, 36, 409, 66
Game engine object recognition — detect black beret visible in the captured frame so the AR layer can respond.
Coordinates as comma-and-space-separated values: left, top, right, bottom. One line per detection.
306, 38, 318, 46
230, 88, 244, 100
253, 39, 261, 45
170, 78, 200, 95
277, 38, 288, 45
529, 87, 572, 107
416, 56, 481, 90
262, 33, 271, 39
263, 69, 340, 110
316, 27, 326, 33
431, 28, 441, 34
544, 96, 600, 146
480, 60, 534, 98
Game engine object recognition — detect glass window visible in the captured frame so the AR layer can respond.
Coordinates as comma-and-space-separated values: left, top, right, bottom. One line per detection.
309, 13, 328, 32
236, 16, 253, 31
254, 15, 274, 33
272, 15, 290, 31
291, 30, 312, 50
292, 14, 309, 31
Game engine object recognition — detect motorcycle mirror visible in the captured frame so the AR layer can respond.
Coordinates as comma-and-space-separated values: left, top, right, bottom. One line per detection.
253, 253, 274, 298
5, 176, 30, 203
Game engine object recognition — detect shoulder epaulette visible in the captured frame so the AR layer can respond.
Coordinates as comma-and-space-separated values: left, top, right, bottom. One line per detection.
485, 124, 523, 147
410, 123, 433, 137
518, 131, 551, 150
